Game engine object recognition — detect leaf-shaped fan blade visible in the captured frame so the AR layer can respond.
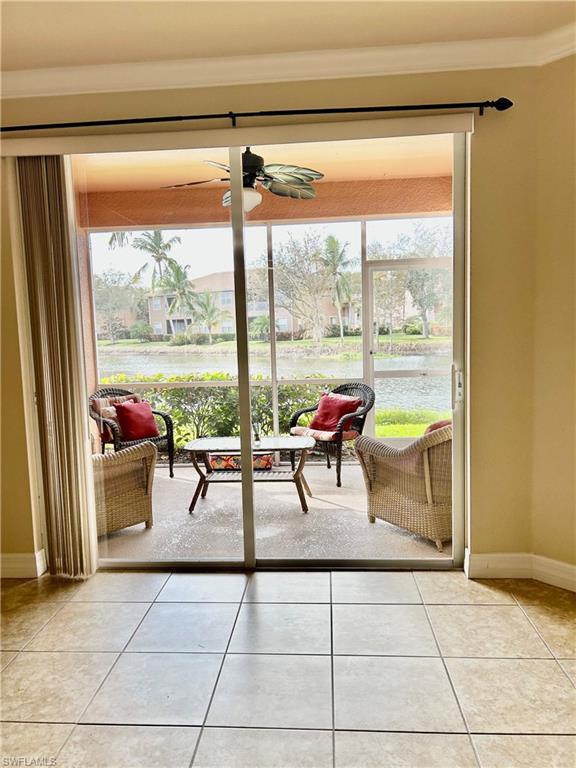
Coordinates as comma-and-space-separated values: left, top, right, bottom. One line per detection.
205, 160, 231, 172
162, 178, 228, 189
261, 179, 317, 200
222, 189, 232, 207
261, 164, 324, 182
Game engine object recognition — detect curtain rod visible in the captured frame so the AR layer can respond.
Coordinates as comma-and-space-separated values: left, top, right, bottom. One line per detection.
0, 97, 513, 134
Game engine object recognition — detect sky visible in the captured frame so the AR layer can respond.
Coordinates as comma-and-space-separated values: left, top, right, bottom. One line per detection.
88, 216, 451, 286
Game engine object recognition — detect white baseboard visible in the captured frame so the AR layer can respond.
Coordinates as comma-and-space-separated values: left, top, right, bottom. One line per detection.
465, 549, 576, 592
1, 549, 48, 578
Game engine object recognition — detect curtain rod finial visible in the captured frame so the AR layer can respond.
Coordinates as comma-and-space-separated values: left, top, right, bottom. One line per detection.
494, 97, 514, 111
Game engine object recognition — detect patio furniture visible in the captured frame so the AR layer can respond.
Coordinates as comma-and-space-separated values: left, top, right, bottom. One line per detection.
355, 425, 452, 551
89, 386, 175, 477
183, 435, 315, 513
289, 383, 375, 487
91, 442, 157, 536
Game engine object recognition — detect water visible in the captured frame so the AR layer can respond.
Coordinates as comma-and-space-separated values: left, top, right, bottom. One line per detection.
98, 349, 451, 412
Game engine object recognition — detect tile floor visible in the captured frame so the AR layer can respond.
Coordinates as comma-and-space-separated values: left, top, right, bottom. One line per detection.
0, 571, 574, 767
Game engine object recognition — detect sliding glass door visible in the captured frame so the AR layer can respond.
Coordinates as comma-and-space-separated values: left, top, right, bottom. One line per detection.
67, 124, 467, 568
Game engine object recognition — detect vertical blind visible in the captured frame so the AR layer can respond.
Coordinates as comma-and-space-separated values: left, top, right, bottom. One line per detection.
17, 155, 97, 577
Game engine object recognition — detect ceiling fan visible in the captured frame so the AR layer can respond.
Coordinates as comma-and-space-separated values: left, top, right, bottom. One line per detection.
164, 147, 324, 211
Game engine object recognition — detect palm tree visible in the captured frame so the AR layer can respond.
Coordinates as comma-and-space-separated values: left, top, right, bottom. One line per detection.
131, 230, 182, 289
107, 231, 133, 250
192, 292, 231, 344
321, 235, 353, 342
158, 263, 197, 336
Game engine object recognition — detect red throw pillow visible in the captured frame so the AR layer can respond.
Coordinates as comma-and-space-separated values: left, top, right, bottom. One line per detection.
115, 401, 160, 441
425, 419, 452, 434
310, 392, 362, 431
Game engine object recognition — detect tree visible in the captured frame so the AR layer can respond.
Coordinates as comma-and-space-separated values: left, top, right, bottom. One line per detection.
249, 315, 271, 341
272, 231, 331, 342
92, 270, 132, 343
131, 230, 182, 289
157, 263, 197, 336
372, 270, 408, 351
321, 235, 354, 342
107, 231, 133, 250
373, 221, 452, 339
130, 322, 154, 342
192, 292, 231, 344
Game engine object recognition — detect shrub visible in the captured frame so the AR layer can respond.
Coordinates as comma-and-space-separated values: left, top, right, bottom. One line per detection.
402, 316, 423, 335
100, 372, 327, 448
169, 333, 192, 346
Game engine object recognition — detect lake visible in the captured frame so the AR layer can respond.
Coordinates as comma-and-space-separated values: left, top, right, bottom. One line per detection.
98, 348, 451, 412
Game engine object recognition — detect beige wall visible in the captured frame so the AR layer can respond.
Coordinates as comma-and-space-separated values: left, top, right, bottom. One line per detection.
2, 57, 574, 564
532, 56, 576, 565
1, 186, 38, 554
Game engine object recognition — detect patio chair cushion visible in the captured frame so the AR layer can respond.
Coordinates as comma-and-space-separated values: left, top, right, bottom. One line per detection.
115, 401, 160, 441
291, 425, 359, 442
310, 392, 363, 432
425, 419, 452, 434
92, 393, 142, 440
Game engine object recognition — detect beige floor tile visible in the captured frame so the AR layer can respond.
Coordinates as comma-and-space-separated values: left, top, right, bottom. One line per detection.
560, 658, 576, 684
473, 734, 576, 767
0, 723, 73, 762
127, 603, 237, 653
57, 725, 200, 768
333, 604, 438, 656
414, 572, 514, 604
334, 656, 465, 732
335, 732, 478, 767
428, 605, 552, 658
446, 658, 576, 733
229, 603, 331, 654
521, 603, 576, 657
193, 727, 333, 768
1, 601, 64, 650
157, 574, 247, 602
244, 572, 330, 603
207, 654, 332, 729
26, 602, 149, 652
71, 572, 169, 602
0, 651, 117, 722
505, 579, 576, 609
82, 652, 221, 725
331, 572, 421, 604
0, 651, 17, 669
1, 577, 80, 610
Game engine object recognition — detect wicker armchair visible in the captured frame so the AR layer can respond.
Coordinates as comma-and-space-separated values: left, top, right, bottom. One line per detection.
89, 386, 175, 477
355, 426, 452, 551
91, 442, 157, 537
290, 383, 375, 487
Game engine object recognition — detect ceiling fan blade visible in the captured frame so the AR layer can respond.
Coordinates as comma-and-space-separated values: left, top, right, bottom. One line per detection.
204, 160, 231, 172
162, 178, 228, 189
261, 164, 324, 182
222, 189, 232, 207
261, 179, 317, 200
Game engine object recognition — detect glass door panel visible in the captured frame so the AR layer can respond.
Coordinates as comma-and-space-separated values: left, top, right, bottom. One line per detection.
71, 146, 244, 563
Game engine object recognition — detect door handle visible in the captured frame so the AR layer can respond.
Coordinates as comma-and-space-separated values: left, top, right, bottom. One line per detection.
452, 367, 464, 409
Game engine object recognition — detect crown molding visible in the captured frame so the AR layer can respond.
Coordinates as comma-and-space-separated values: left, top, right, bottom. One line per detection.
2, 23, 575, 99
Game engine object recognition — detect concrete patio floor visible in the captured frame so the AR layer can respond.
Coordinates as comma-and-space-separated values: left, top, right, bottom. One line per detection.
97, 462, 452, 562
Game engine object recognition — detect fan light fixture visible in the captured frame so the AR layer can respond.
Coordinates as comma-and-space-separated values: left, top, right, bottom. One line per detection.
164, 147, 324, 209
223, 187, 263, 212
